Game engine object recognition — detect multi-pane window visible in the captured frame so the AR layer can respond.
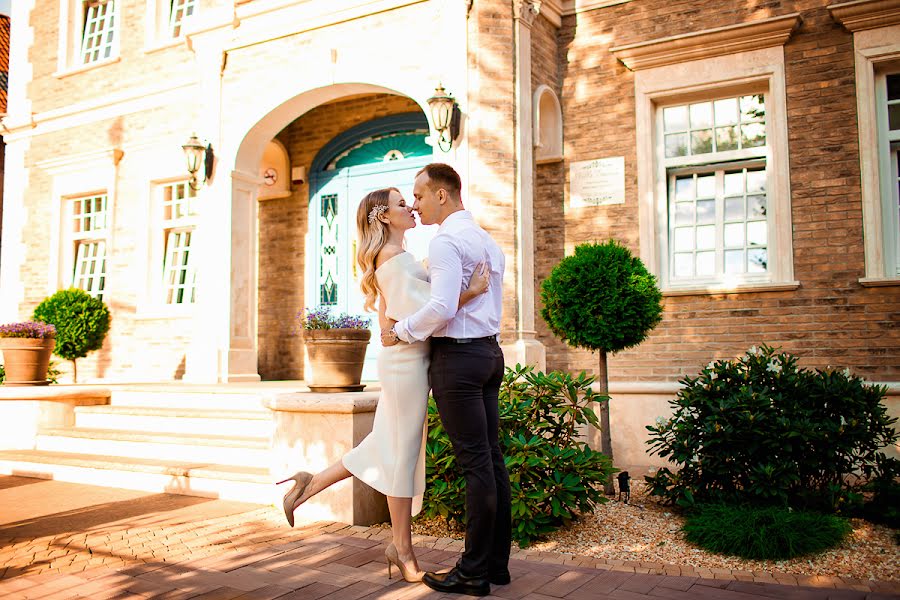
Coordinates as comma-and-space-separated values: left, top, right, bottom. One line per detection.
161, 182, 198, 304
885, 73, 900, 275
71, 194, 108, 299
168, 0, 197, 38
81, 0, 116, 65
661, 93, 769, 284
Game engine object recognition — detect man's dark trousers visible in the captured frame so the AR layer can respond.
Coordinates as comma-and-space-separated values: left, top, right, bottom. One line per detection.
429, 336, 511, 578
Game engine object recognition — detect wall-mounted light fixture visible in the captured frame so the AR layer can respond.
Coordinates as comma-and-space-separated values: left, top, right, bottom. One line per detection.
182, 133, 215, 190
427, 84, 461, 152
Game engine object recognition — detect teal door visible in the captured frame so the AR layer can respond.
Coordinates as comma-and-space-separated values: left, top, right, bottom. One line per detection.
308, 120, 435, 381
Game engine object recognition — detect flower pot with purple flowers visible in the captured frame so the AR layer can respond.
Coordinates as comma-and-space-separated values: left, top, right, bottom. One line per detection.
0, 322, 57, 386
299, 307, 372, 393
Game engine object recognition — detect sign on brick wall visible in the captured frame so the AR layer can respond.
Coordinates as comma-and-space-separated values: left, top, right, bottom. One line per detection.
569, 156, 625, 207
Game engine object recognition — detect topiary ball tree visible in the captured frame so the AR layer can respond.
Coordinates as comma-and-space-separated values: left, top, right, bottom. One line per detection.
540, 240, 663, 492
33, 288, 111, 383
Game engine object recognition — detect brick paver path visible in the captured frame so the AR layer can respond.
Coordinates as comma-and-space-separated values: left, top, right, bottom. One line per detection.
1, 477, 897, 599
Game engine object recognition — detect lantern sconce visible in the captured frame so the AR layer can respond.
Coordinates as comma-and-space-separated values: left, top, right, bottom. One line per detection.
427, 84, 461, 152
182, 133, 215, 190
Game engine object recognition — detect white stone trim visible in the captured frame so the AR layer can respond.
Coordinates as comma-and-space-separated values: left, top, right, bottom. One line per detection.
661, 281, 801, 297
828, 0, 900, 32
845, 25, 900, 279
611, 13, 801, 71
859, 276, 900, 286
633, 46, 794, 294
2, 79, 197, 140
533, 84, 563, 164
561, 0, 631, 15
57, 0, 121, 74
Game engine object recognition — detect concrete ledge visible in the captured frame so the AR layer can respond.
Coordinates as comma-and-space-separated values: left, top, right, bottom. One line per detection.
0, 385, 111, 404
263, 391, 379, 414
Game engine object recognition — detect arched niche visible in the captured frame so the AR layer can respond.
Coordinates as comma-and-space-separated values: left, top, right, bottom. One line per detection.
533, 84, 563, 164
257, 139, 292, 201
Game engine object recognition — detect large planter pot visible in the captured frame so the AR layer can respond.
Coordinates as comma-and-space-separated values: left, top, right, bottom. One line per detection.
0, 337, 55, 386
303, 328, 372, 392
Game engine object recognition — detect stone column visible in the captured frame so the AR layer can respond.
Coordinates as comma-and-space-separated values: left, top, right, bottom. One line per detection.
503, 0, 546, 371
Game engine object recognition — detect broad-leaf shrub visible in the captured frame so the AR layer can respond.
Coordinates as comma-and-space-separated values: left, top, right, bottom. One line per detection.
422, 365, 615, 546
646, 345, 898, 513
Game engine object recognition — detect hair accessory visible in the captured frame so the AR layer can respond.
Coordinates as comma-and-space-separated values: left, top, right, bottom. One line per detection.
368, 204, 388, 224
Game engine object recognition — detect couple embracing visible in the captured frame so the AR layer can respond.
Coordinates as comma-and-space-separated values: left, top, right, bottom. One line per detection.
278, 163, 511, 596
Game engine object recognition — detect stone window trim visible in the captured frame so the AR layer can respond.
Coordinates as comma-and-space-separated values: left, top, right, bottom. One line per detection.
628, 42, 797, 295
611, 13, 801, 72
830, 1, 900, 286
55, 0, 121, 77
533, 84, 563, 164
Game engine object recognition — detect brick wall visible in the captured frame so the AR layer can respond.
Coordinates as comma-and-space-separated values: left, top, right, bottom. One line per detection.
546, 0, 900, 382
257, 93, 422, 380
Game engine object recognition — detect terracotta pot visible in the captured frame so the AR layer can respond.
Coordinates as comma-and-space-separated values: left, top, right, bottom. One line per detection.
303, 328, 372, 392
0, 337, 56, 386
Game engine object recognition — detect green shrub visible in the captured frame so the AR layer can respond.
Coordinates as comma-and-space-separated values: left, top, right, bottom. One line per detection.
0, 363, 4, 384
539, 241, 663, 487
683, 504, 852, 560
33, 289, 111, 383
422, 365, 615, 546
861, 454, 900, 529
646, 345, 899, 513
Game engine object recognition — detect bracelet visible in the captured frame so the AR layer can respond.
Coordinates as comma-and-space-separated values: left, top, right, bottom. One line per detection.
381, 326, 399, 343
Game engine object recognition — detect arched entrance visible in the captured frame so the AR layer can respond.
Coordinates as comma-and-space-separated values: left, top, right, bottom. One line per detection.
307, 113, 437, 379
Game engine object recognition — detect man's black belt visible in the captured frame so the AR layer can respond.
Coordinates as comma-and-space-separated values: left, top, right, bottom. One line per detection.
432, 335, 498, 344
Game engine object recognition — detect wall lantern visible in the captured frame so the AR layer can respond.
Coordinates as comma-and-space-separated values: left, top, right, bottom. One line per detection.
427, 84, 461, 152
182, 133, 215, 190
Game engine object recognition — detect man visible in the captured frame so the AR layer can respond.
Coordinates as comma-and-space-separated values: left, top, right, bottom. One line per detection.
382, 163, 510, 596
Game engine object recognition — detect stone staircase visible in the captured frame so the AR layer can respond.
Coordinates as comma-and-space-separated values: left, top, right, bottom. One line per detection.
0, 387, 279, 504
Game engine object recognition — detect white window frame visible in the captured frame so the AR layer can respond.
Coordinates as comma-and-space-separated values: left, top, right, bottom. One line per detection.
144, 0, 198, 52
159, 181, 199, 306
847, 23, 900, 286
630, 46, 797, 295
69, 194, 109, 300
658, 92, 773, 287
56, 0, 121, 76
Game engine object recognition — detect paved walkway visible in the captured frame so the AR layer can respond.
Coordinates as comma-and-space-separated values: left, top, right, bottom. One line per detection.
0, 477, 897, 599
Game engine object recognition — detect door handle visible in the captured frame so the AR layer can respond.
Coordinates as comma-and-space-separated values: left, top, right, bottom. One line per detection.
352, 239, 358, 280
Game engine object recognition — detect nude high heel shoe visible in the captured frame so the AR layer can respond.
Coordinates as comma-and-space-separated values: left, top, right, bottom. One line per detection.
385, 543, 424, 583
275, 471, 313, 527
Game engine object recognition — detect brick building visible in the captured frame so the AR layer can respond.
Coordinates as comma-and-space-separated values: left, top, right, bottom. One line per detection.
1, 0, 898, 466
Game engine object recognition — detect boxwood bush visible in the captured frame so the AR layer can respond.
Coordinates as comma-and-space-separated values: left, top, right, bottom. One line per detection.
422, 365, 615, 546
683, 504, 852, 560
646, 345, 899, 515
33, 289, 111, 383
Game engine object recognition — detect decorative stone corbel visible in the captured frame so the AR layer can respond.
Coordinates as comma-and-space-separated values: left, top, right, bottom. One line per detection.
514, 0, 541, 26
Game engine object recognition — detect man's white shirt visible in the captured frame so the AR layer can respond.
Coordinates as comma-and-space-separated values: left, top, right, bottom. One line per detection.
394, 210, 505, 342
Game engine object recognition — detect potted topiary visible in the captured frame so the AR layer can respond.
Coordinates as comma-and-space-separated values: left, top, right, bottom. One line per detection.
33, 288, 111, 383
299, 307, 372, 392
540, 240, 663, 493
0, 321, 58, 386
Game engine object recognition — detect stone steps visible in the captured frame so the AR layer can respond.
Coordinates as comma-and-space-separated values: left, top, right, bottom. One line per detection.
74, 405, 272, 437
106, 389, 270, 411
0, 448, 277, 503
35, 427, 270, 468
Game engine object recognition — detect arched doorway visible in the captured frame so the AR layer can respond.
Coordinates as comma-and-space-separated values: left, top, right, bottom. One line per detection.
307, 113, 436, 379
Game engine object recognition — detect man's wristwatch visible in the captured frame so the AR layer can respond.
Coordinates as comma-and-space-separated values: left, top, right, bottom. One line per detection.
381, 325, 399, 343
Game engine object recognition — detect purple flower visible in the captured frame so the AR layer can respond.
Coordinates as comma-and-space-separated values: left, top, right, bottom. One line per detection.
296, 307, 371, 331
0, 321, 57, 339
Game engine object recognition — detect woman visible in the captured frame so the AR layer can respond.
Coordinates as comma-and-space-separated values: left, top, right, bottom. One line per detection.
277, 187, 489, 583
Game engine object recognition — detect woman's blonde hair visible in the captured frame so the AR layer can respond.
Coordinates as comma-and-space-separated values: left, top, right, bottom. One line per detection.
356, 187, 398, 312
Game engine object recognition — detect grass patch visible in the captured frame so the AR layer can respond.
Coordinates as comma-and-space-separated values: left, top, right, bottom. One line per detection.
683, 504, 852, 560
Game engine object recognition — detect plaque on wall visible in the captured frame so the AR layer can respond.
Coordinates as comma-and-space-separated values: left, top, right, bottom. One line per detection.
569, 156, 625, 207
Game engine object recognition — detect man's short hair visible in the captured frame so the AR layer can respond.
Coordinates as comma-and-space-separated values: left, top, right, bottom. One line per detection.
417, 163, 461, 200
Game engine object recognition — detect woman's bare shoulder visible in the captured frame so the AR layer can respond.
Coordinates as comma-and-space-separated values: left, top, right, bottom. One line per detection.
375, 245, 405, 269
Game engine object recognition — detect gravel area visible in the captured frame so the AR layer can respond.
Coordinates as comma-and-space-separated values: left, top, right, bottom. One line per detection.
407, 481, 900, 582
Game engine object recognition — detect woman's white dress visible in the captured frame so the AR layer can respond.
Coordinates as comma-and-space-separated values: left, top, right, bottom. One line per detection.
342, 252, 431, 515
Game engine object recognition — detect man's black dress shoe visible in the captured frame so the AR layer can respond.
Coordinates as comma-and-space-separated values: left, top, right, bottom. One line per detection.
422, 567, 490, 596
489, 570, 511, 585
